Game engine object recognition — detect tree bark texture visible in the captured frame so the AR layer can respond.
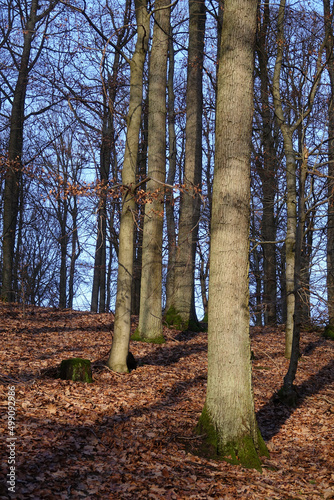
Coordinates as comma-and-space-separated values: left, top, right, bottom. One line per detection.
137, 0, 170, 341
197, 0, 268, 470
108, 0, 150, 372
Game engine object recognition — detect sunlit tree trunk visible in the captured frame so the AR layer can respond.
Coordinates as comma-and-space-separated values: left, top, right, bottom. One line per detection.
280, 147, 308, 404
136, 0, 170, 342
108, 0, 150, 372
169, 0, 206, 329
196, 0, 268, 470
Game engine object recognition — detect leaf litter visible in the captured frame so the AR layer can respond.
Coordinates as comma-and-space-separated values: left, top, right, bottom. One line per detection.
0, 304, 333, 499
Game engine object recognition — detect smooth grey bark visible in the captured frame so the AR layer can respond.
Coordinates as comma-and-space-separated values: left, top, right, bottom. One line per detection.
108, 0, 150, 372
196, 0, 268, 470
279, 148, 308, 404
170, 0, 206, 329
137, 0, 170, 341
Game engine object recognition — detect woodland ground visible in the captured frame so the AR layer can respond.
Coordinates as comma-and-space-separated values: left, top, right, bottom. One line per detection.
0, 304, 333, 500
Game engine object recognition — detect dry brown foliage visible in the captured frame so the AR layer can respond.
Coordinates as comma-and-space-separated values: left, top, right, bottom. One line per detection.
0, 303, 333, 499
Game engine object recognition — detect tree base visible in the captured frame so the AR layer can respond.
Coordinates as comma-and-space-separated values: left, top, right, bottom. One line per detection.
194, 406, 268, 472
164, 306, 201, 332
60, 358, 93, 383
324, 324, 334, 340
277, 385, 298, 407
131, 328, 165, 344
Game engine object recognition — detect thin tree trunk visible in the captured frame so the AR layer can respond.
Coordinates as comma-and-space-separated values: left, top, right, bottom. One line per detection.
324, 0, 334, 329
273, 0, 325, 356
280, 148, 308, 404
1, 0, 39, 301
108, 0, 150, 372
137, 0, 170, 341
68, 197, 80, 309
272, 2, 297, 353
256, 0, 278, 325
170, 0, 206, 329
59, 172, 68, 309
131, 99, 148, 315
165, 27, 177, 314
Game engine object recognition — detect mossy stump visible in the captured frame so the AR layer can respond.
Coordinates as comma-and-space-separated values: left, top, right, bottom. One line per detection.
60, 358, 93, 383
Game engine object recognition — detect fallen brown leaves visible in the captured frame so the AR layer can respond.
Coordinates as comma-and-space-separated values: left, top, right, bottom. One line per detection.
0, 303, 333, 499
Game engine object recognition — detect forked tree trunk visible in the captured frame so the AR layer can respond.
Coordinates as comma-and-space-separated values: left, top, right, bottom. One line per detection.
196, 0, 268, 470
108, 0, 150, 372
136, 0, 170, 342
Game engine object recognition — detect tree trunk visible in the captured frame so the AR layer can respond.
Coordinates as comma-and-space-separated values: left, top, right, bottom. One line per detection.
68, 197, 80, 309
91, 108, 112, 313
107, 0, 150, 372
136, 0, 170, 342
324, 0, 334, 329
1, 0, 39, 301
273, 0, 325, 356
164, 27, 177, 314
170, 0, 206, 330
272, 0, 300, 358
59, 174, 68, 310
131, 98, 148, 315
256, 0, 278, 326
279, 148, 308, 405
196, 0, 268, 470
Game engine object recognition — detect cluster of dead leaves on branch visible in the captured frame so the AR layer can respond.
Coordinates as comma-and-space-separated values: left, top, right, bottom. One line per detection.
0, 303, 333, 499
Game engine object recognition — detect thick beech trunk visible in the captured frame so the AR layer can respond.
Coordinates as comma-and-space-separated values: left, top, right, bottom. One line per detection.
196, 0, 268, 470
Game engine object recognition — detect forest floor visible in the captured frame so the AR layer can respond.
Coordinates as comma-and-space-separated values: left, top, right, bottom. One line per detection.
0, 304, 333, 499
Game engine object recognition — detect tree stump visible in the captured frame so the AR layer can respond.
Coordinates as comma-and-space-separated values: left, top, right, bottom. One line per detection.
60, 358, 93, 383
